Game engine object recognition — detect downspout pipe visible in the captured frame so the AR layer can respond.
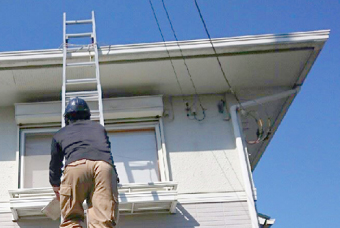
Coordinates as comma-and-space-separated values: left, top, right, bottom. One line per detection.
229, 87, 300, 228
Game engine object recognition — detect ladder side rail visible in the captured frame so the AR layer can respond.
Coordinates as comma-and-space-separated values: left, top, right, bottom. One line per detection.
62, 12, 67, 128
92, 11, 105, 126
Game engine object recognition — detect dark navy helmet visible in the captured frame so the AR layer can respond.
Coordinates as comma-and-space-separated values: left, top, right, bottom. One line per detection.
64, 97, 91, 125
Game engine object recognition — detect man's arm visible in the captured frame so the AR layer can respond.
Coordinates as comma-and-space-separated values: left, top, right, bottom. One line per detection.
49, 137, 64, 188
104, 128, 119, 183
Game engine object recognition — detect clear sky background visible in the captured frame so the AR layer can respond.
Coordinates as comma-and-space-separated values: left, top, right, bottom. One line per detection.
0, 1, 339, 227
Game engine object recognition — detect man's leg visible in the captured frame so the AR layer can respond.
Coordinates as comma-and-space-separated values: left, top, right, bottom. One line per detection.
87, 161, 119, 228
60, 159, 91, 228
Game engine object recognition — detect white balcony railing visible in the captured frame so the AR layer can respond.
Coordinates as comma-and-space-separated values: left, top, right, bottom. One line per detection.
9, 182, 177, 221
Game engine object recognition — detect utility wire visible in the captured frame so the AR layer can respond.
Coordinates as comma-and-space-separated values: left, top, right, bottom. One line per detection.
194, 1, 270, 143
193, 0, 243, 108
150, 0, 253, 217
161, 0, 204, 106
161, 0, 206, 121
192, 1, 258, 215
148, 0, 186, 101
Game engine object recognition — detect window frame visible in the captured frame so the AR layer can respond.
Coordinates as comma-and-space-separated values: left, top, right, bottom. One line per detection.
18, 127, 59, 189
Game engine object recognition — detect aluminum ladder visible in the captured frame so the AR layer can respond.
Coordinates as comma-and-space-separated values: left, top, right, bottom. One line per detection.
61, 11, 104, 127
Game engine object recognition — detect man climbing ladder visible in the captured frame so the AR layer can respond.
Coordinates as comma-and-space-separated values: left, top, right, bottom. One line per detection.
49, 97, 119, 228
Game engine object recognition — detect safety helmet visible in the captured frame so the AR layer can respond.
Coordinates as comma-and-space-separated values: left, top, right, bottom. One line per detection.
64, 97, 91, 125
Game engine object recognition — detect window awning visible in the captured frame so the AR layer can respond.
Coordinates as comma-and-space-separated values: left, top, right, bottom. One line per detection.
9, 182, 177, 221
15, 95, 164, 124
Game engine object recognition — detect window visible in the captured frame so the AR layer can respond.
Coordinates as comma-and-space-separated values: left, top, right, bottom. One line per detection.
108, 129, 159, 183
106, 121, 169, 183
19, 121, 170, 188
20, 129, 58, 188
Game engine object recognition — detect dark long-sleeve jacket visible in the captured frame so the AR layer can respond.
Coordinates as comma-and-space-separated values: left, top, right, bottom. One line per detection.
49, 120, 113, 186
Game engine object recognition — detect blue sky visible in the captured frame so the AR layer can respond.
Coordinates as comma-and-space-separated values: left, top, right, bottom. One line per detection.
1, 1, 339, 227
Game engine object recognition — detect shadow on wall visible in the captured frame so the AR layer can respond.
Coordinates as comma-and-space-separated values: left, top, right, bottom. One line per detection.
14, 204, 199, 228
0, 106, 17, 162
117, 204, 200, 228
17, 218, 60, 228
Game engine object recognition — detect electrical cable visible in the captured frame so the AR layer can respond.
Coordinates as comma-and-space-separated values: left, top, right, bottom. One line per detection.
243, 108, 272, 144
193, 0, 276, 142
154, 2, 255, 217
148, 0, 186, 102
193, 0, 244, 110
161, 0, 206, 121
254, 101, 273, 142
189, 1, 264, 217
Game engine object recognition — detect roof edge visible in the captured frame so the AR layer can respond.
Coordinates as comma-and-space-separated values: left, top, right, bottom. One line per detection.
0, 30, 330, 63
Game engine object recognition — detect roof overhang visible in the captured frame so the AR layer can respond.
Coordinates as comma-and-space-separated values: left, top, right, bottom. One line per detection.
0, 30, 329, 168
0, 30, 329, 105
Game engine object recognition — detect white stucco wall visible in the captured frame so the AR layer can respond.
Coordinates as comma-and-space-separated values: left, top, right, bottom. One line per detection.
0, 95, 246, 198
0, 96, 250, 225
163, 95, 244, 193
0, 106, 18, 201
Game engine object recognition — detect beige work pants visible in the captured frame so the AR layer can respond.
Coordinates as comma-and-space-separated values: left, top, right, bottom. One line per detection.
60, 159, 119, 228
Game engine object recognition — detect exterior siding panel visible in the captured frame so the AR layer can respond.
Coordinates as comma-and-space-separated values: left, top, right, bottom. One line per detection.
0, 202, 251, 228
117, 202, 251, 228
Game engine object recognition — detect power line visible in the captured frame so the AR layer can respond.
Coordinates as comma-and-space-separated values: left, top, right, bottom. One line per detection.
150, 0, 254, 218
148, 0, 186, 100
193, 1, 272, 142
161, 0, 206, 121
192, 1, 259, 217
193, 0, 243, 108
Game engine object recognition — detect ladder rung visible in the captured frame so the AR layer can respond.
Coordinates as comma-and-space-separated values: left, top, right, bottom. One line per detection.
66, 47, 95, 53
66, 97, 99, 102
66, 78, 97, 85
66, 91, 98, 97
66, 33, 93, 38
66, 19, 92, 25
66, 46, 95, 52
66, 62, 95, 67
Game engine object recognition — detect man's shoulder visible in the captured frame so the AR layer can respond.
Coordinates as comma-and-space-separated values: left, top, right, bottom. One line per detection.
86, 120, 105, 129
52, 127, 66, 140
55, 120, 104, 135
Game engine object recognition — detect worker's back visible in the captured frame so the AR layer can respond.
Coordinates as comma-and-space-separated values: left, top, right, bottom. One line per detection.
52, 119, 113, 168
49, 97, 119, 227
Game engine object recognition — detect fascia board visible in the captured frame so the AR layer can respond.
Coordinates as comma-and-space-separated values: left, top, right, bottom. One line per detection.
0, 30, 329, 68
99, 29, 329, 54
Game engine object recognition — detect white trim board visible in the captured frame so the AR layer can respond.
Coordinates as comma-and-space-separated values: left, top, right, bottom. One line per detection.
0, 202, 11, 213
178, 191, 247, 204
